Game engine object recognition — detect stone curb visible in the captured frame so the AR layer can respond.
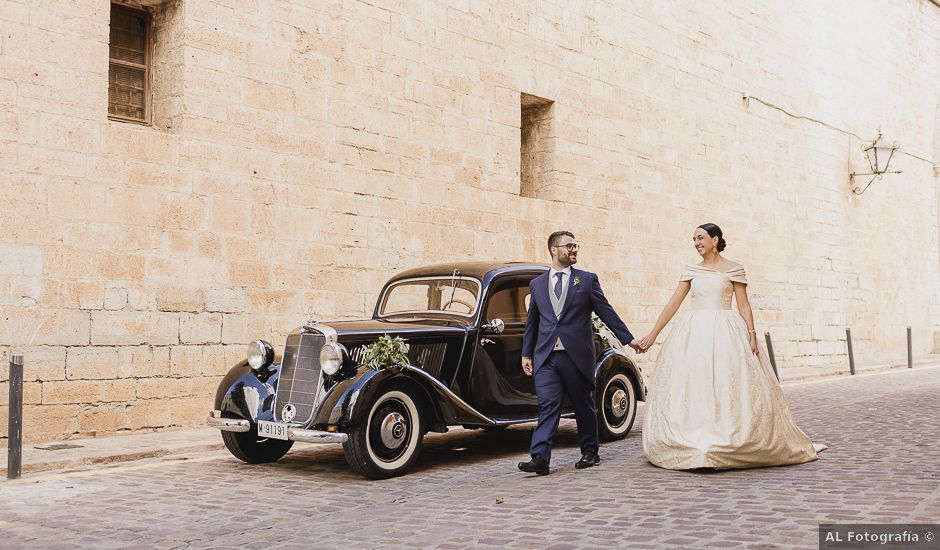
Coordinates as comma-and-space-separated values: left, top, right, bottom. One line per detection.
1, 443, 226, 478
1, 428, 224, 480
781, 363, 910, 383
779, 356, 940, 384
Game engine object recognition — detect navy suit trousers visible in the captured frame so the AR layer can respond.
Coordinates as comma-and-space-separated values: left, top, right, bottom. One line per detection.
530, 350, 599, 462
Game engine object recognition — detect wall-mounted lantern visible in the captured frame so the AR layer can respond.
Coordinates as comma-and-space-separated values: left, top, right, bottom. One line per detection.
850, 129, 901, 194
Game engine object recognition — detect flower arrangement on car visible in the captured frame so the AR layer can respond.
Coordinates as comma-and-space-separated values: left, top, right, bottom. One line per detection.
360, 335, 410, 370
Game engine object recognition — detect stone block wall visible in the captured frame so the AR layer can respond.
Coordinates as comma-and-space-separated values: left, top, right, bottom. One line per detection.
1, 0, 939, 442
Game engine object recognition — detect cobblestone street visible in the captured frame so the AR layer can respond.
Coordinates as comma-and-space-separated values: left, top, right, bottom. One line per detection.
2, 367, 939, 549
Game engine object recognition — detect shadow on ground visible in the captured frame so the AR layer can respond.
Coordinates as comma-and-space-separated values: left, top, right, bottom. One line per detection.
249, 423, 590, 479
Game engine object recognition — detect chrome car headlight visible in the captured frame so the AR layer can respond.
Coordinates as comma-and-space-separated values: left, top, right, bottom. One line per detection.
247, 340, 274, 371
320, 343, 345, 376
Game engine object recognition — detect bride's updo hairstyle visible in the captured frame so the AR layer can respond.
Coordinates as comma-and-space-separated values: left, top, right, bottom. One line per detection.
697, 223, 726, 252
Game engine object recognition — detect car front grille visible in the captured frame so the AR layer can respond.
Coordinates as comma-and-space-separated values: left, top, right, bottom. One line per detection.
274, 329, 326, 425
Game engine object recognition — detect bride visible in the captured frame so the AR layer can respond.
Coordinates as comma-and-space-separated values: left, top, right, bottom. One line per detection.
637, 223, 824, 470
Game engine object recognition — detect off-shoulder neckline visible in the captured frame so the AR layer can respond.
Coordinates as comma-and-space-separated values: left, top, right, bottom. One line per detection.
687, 262, 742, 274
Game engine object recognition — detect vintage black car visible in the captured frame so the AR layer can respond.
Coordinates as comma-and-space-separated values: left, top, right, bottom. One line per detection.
208, 261, 647, 479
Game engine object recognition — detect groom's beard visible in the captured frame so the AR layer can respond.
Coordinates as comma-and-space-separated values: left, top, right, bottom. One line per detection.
560, 253, 577, 266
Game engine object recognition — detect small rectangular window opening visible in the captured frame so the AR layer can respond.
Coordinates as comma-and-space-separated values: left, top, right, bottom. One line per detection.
520, 93, 555, 198
108, 4, 151, 124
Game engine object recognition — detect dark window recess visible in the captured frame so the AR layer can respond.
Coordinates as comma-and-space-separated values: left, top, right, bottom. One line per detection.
520, 93, 555, 198
108, 4, 150, 123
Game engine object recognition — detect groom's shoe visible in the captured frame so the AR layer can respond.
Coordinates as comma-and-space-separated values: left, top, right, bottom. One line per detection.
575, 453, 600, 469
518, 456, 550, 476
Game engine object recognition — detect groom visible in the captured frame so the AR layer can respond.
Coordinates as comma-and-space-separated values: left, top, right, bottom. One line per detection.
518, 231, 642, 476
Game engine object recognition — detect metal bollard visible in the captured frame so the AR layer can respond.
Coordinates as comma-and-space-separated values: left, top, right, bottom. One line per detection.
846, 328, 856, 375
7, 354, 24, 480
764, 332, 779, 381
907, 326, 913, 369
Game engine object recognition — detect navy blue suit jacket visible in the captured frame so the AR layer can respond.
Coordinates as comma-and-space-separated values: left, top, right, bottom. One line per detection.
522, 268, 635, 376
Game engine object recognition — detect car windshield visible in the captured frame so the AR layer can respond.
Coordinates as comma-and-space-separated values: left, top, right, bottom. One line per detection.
379, 277, 481, 318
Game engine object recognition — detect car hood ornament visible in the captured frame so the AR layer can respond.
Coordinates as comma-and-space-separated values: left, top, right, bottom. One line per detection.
304, 307, 318, 330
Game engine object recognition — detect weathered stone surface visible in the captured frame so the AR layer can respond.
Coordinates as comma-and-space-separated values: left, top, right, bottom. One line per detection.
0, 346, 66, 382
179, 312, 222, 344
90, 312, 179, 346
205, 286, 247, 313
0, 0, 937, 440
65, 346, 121, 380
42, 379, 137, 405
104, 287, 127, 311
156, 286, 205, 313
0, 308, 90, 346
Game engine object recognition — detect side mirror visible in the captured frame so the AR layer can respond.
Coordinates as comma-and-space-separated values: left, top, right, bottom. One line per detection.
482, 318, 505, 335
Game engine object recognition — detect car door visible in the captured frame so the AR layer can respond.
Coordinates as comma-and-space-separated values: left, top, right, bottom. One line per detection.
467, 275, 539, 417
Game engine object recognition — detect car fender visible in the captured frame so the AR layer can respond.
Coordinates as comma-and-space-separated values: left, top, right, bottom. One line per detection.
214, 360, 280, 425
314, 365, 495, 430
594, 349, 647, 401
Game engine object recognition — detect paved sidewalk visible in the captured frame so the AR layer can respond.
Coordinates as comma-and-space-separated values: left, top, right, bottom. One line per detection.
2, 355, 939, 479
1, 427, 223, 478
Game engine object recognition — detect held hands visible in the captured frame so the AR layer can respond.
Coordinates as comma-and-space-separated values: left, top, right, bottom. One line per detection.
525, 332, 665, 365
628, 339, 646, 354
633, 334, 656, 353
631, 332, 760, 355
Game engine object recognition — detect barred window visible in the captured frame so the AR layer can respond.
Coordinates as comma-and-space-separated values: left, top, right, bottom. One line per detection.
108, 4, 150, 123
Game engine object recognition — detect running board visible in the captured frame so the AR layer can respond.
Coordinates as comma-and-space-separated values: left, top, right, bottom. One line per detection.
486, 412, 577, 427
401, 366, 576, 428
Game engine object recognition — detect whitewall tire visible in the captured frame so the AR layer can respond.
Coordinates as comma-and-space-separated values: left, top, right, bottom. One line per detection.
343, 386, 424, 479
597, 372, 637, 441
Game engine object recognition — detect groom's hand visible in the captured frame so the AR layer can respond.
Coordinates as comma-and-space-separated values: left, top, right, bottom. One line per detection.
628, 339, 645, 354
522, 357, 533, 376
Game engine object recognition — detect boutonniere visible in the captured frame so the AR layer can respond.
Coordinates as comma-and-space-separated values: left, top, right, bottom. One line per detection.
573, 276, 581, 287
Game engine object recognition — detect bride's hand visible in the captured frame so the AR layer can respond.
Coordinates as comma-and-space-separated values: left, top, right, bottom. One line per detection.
749, 333, 759, 355
638, 334, 655, 351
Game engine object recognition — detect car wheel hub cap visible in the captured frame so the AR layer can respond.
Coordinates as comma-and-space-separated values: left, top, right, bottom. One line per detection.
611, 389, 627, 417
380, 412, 407, 448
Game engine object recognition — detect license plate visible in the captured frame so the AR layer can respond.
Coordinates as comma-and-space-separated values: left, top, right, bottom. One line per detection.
257, 420, 289, 440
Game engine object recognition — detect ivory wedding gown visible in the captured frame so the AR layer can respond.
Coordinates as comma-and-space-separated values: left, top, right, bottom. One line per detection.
642, 263, 824, 470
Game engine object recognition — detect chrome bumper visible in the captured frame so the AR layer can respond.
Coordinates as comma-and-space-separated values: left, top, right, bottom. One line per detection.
207, 411, 347, 444
207, 411, 250, 432
288, 427, 348, 444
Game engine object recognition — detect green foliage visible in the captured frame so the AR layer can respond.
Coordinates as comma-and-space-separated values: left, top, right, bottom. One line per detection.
361, 334, 411, 370
592, 313, 616, 351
